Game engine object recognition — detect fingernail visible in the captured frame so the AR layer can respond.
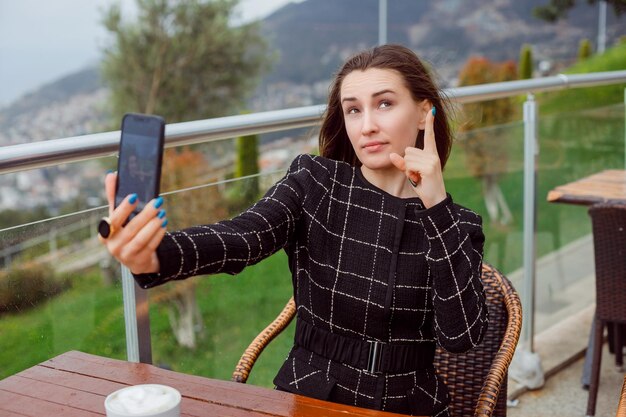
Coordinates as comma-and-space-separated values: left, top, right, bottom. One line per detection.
431, 106, 436, 116
157, 209, 166, 219
153, 196, 164, 208
161, 219, 168, 228
128, 194, 138, 204
106, 169, 114, 176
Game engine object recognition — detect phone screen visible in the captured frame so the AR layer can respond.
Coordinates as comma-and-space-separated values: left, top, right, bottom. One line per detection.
116, 114, 164, 212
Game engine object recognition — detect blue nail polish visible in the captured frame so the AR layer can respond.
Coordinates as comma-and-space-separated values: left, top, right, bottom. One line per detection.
432, 106, 436, 116
161, 219, 168, 228
106, 169, 114, 176
153, 196, 164, 208
157, 209, 166, 219
128, 194, 138, 204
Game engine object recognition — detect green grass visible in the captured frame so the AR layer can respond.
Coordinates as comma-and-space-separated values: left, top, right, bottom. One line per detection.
445, 40, 626, 277
0, 252, 293, 387
539, 41, 626, 115
0, 269, 127, 377
148, 251, 293, 386
445, 101, 624, 279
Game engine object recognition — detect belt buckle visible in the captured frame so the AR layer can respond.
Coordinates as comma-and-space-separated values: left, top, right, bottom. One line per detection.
366, 340, 383, 374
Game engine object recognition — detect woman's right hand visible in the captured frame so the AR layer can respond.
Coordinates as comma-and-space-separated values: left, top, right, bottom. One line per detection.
99, 172, 167, 275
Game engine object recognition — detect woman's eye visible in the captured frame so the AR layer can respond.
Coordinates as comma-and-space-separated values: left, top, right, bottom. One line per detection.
379, 100, 392, 109
346, 107, 359, 114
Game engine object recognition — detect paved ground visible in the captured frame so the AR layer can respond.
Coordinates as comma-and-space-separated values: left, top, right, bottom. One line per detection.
508, 343, 624, 417
505, 234, 625, 417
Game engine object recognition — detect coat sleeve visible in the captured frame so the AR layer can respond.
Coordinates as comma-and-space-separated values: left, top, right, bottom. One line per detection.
418, 195, 488, 353
133, 154, 313, 289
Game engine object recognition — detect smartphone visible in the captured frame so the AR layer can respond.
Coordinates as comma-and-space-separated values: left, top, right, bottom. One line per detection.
115, 113, 165, 223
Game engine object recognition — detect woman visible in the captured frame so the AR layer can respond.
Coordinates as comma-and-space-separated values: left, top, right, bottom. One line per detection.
100, 44, 488, 417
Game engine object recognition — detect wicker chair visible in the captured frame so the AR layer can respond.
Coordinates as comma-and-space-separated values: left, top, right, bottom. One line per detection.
617, 376, 626, 417
232, 263, 521, 417
587, 203, 626, 417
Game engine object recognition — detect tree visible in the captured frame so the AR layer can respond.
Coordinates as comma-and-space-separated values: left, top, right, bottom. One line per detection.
101, 0, 270, 124
519, 44, 533, 80
533, 0, 626, 22
100, 0, 271, 348
152, 147, 228, 348
458, 57, 518, 226
235, 134, 259, 183
227, 133, 260, 214
578, 38, 593, 60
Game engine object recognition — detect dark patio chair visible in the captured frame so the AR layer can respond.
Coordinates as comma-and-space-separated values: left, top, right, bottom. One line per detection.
232, 263, 522, 417
586, 203, 626, 417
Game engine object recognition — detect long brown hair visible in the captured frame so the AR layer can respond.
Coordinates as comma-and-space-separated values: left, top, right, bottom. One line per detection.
319, 44, 453, 168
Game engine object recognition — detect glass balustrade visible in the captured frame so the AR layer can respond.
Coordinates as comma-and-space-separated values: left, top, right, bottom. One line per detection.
0, 96, 624, 389
0, 199, 122, 378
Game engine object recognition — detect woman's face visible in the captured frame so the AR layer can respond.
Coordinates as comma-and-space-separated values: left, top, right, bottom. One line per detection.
340, 68, 429, 171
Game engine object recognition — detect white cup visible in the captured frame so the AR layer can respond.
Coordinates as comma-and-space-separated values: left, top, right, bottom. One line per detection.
104, 384, 181, 417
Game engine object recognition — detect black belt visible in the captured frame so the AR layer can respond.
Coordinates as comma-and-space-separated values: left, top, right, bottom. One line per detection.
295, 319, 435, 374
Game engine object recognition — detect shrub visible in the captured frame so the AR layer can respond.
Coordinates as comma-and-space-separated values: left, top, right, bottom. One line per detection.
519, 44, 533, 79
578, 38, 592, 61
0, 263, 70, 314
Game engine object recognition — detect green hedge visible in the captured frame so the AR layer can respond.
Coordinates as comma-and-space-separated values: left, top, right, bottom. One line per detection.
0, 263, 70, 314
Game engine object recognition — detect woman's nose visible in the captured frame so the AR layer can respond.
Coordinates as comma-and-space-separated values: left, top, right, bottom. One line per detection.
360, 110, 378, 135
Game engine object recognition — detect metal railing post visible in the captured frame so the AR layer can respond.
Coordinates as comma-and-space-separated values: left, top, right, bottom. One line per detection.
507, 92, 546, 390
378, 0, 387, 45
522, 93, 538, 352
598, 1, 607, 54
121, 266, 152, 363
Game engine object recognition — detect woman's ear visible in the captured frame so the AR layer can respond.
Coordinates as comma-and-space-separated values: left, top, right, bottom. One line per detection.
417, 100, 432, 130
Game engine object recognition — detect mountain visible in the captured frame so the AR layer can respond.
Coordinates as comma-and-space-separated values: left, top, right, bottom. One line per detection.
260, 0, 624, 87
0, 68, 109, 145
1, 0, 624, 144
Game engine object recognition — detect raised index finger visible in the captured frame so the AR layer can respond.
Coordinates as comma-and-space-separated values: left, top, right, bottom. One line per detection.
423, 106, 437, 154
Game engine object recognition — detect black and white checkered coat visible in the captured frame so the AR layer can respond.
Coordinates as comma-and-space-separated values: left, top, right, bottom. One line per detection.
135, 154, 488, 416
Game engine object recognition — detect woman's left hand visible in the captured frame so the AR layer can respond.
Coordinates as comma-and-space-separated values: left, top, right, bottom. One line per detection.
389, 107, 447, 208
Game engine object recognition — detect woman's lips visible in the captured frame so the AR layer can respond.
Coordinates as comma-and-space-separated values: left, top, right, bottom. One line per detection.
362, 141, 387, 153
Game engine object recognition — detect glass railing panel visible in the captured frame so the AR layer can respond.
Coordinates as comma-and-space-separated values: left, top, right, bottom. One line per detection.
0, 128, 316, 382
532, 102, 624, 334
0, 155, 123, 378
447, 120, 526, 286
0, 202, 125, 378
2, 97, 623, 384
449, 100, 624, 338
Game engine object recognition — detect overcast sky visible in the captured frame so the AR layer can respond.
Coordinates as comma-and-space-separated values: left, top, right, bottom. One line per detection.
0, 0, 301, 107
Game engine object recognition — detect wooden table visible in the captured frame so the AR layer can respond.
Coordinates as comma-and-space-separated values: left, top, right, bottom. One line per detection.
0, 351, 406, 417
547, 169, 626, 205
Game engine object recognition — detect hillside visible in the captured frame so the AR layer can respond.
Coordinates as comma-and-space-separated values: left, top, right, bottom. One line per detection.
1, 0, 624, 144
539, 40, 626, 114
260, 0, 625, 86
0, 68, 109, 145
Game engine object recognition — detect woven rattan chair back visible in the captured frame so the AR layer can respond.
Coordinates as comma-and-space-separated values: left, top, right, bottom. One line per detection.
232, 263, 522, 417
589, 203, 626, 323
617, 376, 626, 417
434, 263, 521, 417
